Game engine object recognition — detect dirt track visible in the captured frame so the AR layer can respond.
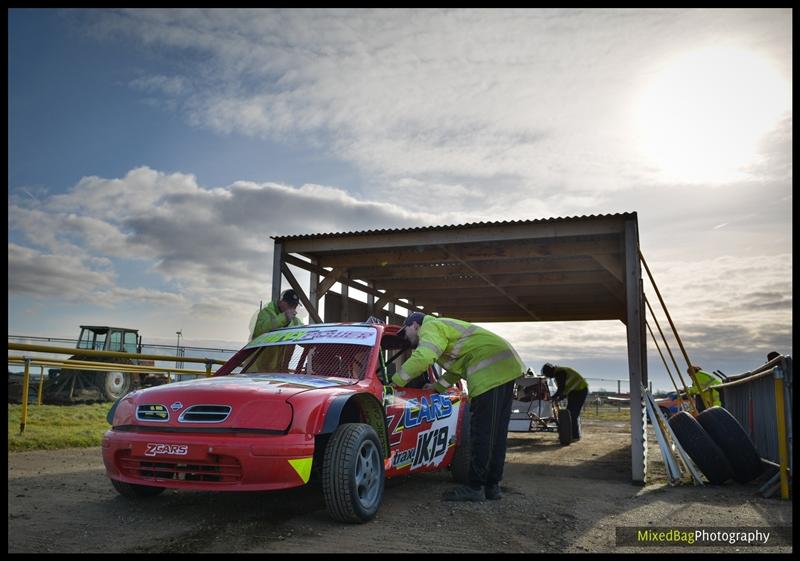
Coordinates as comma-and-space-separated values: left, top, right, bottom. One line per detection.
8, 418, 792, 553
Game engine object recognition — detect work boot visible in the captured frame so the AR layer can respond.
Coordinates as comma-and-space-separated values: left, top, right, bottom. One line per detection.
485, 483, 502, 500
442, 485, 484, 502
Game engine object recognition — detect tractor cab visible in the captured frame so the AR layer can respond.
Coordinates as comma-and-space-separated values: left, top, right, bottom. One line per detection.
76, 326, 141, 354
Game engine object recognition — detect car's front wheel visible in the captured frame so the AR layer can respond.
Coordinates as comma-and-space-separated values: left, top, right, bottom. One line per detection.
322, 423, 385, 523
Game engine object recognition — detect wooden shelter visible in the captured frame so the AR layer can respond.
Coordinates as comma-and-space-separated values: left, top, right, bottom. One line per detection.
271, 213, 648, 482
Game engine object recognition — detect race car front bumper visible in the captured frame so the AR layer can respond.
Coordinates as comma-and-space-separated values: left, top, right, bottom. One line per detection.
102, 429, 316, 491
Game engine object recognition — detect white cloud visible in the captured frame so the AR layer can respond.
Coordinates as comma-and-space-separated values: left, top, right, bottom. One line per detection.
8, 243, 116, 301
9, 166, 441, 324
82, 8, 790, 203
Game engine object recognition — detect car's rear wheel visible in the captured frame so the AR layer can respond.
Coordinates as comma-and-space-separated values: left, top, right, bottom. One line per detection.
111, 478, 165, 498
322, 423, 384, 523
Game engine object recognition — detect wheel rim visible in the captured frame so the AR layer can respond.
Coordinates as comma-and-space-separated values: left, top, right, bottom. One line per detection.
354, 439, 381, 508
105, 371, 128, 397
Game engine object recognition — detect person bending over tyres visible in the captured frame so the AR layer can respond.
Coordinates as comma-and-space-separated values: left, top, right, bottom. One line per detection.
541, 363, 588, 441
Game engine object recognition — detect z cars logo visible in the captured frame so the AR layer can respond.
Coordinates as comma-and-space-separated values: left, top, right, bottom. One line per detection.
144, 443, 189, 457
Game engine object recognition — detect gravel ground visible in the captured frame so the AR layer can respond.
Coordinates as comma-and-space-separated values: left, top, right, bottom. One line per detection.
8, 418, 792, 553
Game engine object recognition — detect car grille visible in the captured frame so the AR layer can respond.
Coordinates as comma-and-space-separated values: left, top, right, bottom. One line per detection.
178, 405, 232, 423
117, 450, 242, 483
137, 404, 169, 422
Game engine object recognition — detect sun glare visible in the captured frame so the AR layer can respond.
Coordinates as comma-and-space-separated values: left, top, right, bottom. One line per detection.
634, 45, 789, 184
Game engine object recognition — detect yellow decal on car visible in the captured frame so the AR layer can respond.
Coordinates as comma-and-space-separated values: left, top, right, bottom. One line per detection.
288, 457, 313, 484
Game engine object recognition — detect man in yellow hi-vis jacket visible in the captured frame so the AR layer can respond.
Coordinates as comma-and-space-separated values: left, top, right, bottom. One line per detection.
541, 363, 588, 441
686, 365, 722, 413
249, 289, 304, 372
392, 312, 525, 502
250, 289, 304, 341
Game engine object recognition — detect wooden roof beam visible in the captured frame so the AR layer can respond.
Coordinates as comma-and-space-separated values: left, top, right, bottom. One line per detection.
374, 270, 620, 291
347, 256, 609, 280
283, 254, 426, 315
441, 245, 540, 321
314, 237, 622, 268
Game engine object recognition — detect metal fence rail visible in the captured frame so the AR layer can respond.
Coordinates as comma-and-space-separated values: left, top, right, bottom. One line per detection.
8, 342, 232, 434
717, 354, 792, 499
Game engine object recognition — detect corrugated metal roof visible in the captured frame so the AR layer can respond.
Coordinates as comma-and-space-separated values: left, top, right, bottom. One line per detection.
272, 212, 636, 241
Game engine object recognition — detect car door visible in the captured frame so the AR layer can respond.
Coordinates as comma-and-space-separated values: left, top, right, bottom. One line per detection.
382, 365, 465, 478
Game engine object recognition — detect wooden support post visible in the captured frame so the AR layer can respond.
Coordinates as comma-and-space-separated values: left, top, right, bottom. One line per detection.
309, 257, 319, 324
271, 240, 283, 305
374, 294, 391, 312
281, 262, 323, 324
341, 274, 350, 322
625, 220, 646, 484
367, 281, 375, 316
317, 267, 345, 298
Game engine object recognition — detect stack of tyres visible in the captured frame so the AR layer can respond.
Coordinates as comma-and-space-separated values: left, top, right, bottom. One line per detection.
668, 407, 764, 485
696, 406, 764, 483
669, 411, 733, 484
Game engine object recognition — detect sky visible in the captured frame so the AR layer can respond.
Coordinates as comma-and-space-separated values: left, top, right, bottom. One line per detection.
8, 8, 792, 393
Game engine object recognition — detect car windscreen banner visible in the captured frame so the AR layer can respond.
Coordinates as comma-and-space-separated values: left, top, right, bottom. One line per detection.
247, 325, 377, 348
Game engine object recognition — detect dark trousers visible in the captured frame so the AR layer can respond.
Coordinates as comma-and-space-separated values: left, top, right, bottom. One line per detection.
468, 380, 515, 489
567, 388, 588, 439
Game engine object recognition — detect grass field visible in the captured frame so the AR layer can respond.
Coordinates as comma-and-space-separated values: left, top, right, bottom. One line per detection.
581, 401, 632, 421
8, 403, 111, 452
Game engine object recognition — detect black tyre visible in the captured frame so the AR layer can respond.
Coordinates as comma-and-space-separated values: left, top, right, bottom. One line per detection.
111, 478, 165, 498
697, 406, 764, 484
558, 410, 572, 445
450, 401, 472, 483
668, 411, 733, 484
322, 423, 385, 523
96, 370, 132, 401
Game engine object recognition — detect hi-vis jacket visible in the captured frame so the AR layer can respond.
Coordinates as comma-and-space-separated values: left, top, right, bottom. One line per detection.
550, 366, 588, 401
687, 369, 722, 407
250, 301, 303, 341
391, 316, 525, 398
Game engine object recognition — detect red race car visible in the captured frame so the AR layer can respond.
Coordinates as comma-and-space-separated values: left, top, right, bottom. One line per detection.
102, 322, 471, 522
